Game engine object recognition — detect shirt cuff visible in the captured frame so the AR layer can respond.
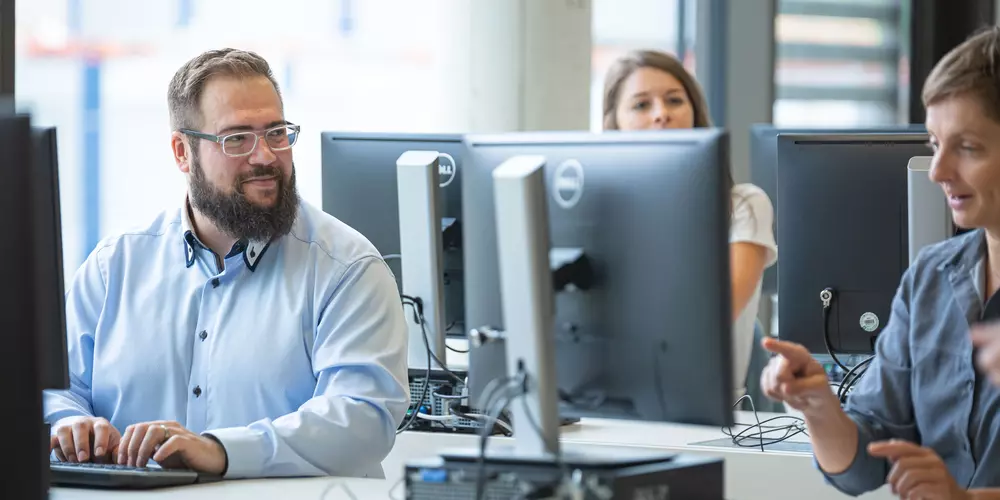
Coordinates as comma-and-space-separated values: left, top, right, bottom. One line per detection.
814, 418, 885, 496
203, 426, 267, 479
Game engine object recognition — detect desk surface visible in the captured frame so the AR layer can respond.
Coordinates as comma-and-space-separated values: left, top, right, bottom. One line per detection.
52, 411, 893, 500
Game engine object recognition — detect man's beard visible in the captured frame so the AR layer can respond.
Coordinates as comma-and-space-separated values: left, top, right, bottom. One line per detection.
188, 153, 299, 243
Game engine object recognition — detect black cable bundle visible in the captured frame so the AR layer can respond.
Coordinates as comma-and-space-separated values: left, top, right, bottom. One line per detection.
723, 395, 808, 452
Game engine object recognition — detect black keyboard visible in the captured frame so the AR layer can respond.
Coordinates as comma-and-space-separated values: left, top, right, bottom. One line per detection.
50, 461, 223, 489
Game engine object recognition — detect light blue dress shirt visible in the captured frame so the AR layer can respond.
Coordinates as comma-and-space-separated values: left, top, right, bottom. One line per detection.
43, 198, 410, 479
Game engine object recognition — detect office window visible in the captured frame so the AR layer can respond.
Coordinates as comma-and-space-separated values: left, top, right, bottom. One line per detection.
590, 0, 692, 131
16, 0, 468, 278
773, 0, 907, 127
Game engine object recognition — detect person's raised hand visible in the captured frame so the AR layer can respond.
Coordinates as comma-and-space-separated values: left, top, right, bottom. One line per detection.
760, 337, 838, 414
971, 323, 1000, 386
50, 416, 122, 464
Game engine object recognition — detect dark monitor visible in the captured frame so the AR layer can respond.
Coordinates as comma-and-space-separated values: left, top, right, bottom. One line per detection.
1, 114, 48, 499
463, 129, 733, 426
32, 126, 69, 391
320, 132, 465, 337
749, 123, 927, 294
777, 132, 929, 355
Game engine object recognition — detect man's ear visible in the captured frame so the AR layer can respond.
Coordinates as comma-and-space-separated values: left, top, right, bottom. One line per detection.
171, 132, 191, 174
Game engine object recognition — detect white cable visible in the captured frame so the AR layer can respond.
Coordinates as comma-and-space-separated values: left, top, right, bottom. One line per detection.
416, 412, 456, 422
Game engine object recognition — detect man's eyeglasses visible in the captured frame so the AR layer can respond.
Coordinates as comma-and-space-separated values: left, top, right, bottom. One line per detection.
180, 124, 300, 158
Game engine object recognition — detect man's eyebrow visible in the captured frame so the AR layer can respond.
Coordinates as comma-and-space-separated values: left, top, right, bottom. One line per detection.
216, 120, 288, 135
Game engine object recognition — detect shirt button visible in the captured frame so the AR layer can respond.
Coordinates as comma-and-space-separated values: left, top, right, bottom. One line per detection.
211, 278, 220, 288
199, 330, 208, 341
193, 386, 202, 397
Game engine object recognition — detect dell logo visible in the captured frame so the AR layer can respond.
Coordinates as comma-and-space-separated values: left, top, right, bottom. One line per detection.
552, 159, 584, 209
438, 153, 457, 188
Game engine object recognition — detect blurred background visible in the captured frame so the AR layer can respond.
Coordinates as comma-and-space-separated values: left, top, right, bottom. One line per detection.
10, 0, 983, 281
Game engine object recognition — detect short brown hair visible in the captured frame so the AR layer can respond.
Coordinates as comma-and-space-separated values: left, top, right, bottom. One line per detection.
168, 48, 282, 131
601, 49, 712, 130
922, 26, 1000, 122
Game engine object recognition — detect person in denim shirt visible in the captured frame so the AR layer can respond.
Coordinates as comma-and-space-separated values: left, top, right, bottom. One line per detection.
761, 27, 1000, 500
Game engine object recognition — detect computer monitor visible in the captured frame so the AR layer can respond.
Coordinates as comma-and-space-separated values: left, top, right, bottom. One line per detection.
777, 132, 930, 355
320, 132, 465, 337
749, 123, 927, 294
2, 115, 62, 500
462, 129, 733, 426
32, 126, 69, 391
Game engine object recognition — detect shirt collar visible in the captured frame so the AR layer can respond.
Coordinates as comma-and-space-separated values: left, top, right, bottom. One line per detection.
180, 198, 271, 272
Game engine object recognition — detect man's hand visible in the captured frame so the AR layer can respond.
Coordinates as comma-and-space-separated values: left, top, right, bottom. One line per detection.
760, 337, 838, 414
50, 416, 121, 464
117, 420, 227, 475
868, 440, 969, 500
971, 324, 1000, 386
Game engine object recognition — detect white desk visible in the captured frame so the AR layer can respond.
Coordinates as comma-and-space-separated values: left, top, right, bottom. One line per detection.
52, 412, 894, 500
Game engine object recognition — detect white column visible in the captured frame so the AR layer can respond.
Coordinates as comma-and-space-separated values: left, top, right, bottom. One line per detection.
465, 0, 592, 133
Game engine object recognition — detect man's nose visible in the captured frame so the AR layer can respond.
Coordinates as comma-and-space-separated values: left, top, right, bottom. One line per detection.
249, 137, 277, 164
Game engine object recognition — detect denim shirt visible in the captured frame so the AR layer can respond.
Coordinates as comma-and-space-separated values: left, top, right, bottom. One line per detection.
823, 229, 1000, 496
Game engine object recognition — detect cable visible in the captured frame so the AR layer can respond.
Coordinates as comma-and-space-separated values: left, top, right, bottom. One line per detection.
820, 288, 851, 372
837, 355, 874, 404
475, 375, 523, 500
401, 294, 466, 385
431, 391, 467, 400
318, 481, 358, 500
517, 386, 571, 494
817, 288, 876, 404
387, 477, 405, 500
382, 254, 402, 262
446, 400, 513, 437
446, 343, 469, 354
396, 298, 432, 435
723, 395, 807, 451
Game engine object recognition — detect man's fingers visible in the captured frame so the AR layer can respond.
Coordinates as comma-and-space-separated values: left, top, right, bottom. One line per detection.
92, 420, 110, 459
71, 421, 91, 462
51, 434, 66, 461
136, 425, 166, 468
118, 425, 134, 465
152, 436, 185, 465
56, 426, 77, 463
126, 424, 149, 467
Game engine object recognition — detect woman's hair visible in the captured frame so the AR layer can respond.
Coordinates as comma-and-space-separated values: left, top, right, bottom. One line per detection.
923, 25, 1000, 120
602, 49, 733, 212
601, 49, 712, 131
